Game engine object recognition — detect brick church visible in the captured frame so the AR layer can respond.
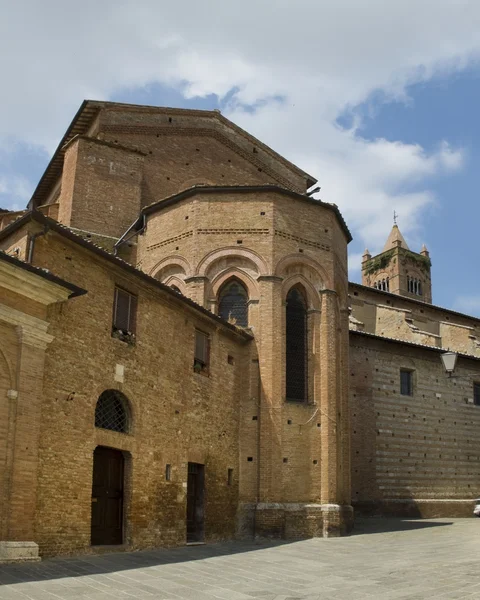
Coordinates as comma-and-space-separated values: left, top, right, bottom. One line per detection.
0, 101, 479, 562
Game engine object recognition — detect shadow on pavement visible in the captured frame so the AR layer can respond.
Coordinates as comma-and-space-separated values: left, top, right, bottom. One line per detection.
0, 539, 292, 585
352, 517, 454, 535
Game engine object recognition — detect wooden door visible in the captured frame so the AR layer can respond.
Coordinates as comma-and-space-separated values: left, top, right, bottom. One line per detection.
186, 463, 205, 542
91, 446, 124, 545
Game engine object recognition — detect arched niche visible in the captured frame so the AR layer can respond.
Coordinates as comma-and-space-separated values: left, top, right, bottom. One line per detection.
196, 247, 268, 280
274, 253, 331, 291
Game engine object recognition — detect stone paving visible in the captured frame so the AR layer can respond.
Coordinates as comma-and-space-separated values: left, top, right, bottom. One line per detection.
0, 519, 479, 599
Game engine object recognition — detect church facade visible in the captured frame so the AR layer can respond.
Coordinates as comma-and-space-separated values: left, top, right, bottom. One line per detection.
0, 101, 479, 561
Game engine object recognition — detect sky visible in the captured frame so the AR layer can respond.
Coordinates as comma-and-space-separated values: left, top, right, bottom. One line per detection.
1, 0, 480, 313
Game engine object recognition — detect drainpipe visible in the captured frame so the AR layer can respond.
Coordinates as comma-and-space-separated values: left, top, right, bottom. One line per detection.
27, 225, 49, 264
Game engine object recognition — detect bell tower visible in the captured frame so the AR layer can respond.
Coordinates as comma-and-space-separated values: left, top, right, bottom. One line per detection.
362, 224, 432, 303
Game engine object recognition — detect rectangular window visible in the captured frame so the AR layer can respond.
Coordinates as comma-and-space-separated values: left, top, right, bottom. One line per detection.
473, 383, 480, 406
112, 287, 137, 339
400, 369, 413, 396
194, 330, 210, 374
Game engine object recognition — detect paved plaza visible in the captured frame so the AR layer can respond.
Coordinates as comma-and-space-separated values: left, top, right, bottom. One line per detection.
0, 519, 479, 599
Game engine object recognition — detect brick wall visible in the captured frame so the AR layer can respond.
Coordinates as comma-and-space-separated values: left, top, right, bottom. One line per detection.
350, 333, 480, 517
29, 231, 252, 556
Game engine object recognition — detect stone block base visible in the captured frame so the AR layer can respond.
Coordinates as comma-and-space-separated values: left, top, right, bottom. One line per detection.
0, 541, 40, 563
237, 503, 354, 539
354, 499, 475, 518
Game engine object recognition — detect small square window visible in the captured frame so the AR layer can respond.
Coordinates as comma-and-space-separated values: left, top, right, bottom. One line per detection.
400, 369, 413, 396
112, 287, 137, 343
194, 330, 210, 374
473, 383, 480, 406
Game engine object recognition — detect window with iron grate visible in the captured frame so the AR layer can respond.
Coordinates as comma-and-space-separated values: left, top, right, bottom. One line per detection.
95, 390, 130, 433
286, 286, 308, 402
218, 279, 248, 327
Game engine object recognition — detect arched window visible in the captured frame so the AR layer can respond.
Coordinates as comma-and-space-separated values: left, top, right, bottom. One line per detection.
218, 279, 248, 327
386, 277, 390, 292
286, 286, 308, 402
95, 390, 130, 433
418, 281, 422, 296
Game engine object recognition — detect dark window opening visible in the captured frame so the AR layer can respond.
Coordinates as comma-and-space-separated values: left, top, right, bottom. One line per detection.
194, 330, 210, 374
218, 279, 248, 327
95, 390, 130, 433
286, 286, 308, 402
400, 370, 413, 396
227, 468, 233, 486
112, 287, 137, 343
474, 383, 480, 406
166, 464, 172, 481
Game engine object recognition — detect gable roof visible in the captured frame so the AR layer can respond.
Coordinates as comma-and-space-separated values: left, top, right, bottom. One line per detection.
0, 210, 253, 340
29, 100, 317, 209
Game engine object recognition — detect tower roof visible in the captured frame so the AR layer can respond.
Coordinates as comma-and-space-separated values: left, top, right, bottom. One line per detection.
382, 224, 409, 252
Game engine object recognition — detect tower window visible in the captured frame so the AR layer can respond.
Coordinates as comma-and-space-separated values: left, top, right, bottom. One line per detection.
218, 279, 248, 327
286, 286, 308, 402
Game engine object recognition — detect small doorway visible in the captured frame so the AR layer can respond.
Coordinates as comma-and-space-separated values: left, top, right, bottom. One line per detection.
91, 446, 124, 545
186, 462, 205, 543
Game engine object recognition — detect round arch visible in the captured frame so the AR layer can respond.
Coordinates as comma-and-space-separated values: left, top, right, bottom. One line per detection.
149, 255, 192, 280
95, 389, 132, 434
196, 246, 268, 278
274, 253, 332, 290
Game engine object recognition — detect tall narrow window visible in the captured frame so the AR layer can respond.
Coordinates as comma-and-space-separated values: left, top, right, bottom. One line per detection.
194, 330, 210, 375
112, 287, 137, 341
473, 383, 480, 406
218, 279, 248, 327
400, 369, 413, 396
286, 286, 308, 402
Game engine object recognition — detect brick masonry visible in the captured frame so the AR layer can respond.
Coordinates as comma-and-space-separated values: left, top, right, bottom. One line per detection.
0, 101, 479, 560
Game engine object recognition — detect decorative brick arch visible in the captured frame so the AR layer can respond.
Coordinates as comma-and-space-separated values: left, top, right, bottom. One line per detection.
163, 276, 187, 295
282, 275, 321, 310
210, 268, 260, 301
149, 255, 192, 280
274, 253, 332, 291
196, 247, 268, 278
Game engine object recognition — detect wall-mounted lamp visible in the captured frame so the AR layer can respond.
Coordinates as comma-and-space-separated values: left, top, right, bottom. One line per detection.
441, 352, 458, 377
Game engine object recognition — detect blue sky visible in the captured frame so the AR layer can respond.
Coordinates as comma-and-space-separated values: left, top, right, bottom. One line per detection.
1, 0, 480, 314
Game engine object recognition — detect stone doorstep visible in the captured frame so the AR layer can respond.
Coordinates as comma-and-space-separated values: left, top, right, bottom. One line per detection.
0, 541, 40, 564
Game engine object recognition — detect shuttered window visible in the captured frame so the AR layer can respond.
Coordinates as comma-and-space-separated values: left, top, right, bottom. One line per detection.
194, 330, 210, 374
286, 287, 308, 402
112, 287, 137, 334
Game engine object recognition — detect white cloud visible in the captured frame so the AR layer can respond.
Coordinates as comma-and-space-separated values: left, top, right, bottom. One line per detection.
0, 0, 477, 250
